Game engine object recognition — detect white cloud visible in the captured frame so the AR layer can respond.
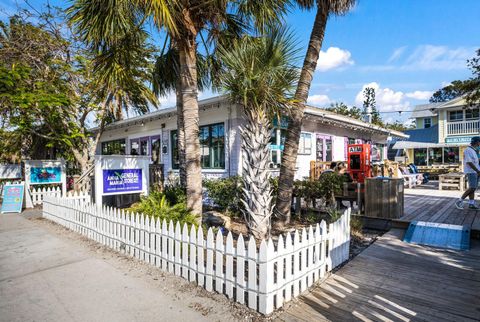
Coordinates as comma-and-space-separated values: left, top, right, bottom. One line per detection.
388, 46, 407, 63
354, 82, 409, 112
316, 47, 354, 72
404, 45, 476, 70
405, 90, 433, 100
307, 94, 331, 106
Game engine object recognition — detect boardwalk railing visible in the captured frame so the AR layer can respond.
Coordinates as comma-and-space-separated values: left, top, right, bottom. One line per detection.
42, 196, 350, 315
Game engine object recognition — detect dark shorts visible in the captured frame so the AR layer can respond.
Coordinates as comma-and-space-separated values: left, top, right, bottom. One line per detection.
467, 173, 478, 189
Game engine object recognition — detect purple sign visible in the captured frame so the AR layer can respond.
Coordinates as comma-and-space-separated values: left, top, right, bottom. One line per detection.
103, 169, 142, 194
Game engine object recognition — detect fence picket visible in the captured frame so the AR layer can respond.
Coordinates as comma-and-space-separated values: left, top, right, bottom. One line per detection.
168, 221, 175, 274
307, 226, 315, 288
144, 216, 151, 264
182, 224, 189, 279
205, 228, 214, 292
215, 230, 224, 294
197, 226, 205, 287
276, 234, 285, 309
161, 219, 168, 270
189, 225, 197, 282
247, 237, 257, 310
292, 230, 300, 297
225, 232, 234, 299
155, 219, 161, 268
284, 232, 293, 303
174, 222, 181, 276
236, 234, 245, 304
300, 227, 308, 293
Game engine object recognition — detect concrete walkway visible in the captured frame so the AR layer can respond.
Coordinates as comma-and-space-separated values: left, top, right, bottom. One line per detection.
278, 229, 480, 322
0, 213, 252, 322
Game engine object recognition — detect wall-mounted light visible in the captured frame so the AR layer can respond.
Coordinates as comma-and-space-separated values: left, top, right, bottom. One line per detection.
141, 121, 145, 126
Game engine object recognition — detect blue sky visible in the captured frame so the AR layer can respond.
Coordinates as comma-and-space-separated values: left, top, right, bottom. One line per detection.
2, 0, 479, 123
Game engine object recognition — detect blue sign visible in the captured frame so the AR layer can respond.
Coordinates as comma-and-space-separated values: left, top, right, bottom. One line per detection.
1, 183, 24, 213
270, 144, 285, 151
445, 136, 474, 144
103, 169, 142, 194
30, 167, 62, 184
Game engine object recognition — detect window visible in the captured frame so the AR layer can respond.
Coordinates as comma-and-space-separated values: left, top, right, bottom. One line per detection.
428, 148, 443, 164
101, 139, 126, 155
424, 118, 432, 128
449, 110, 463, 122
316, 136, 332, 162
171, 123, 225, 170
443, 147, 459, 164
413, 148, 427, 166
151, 136, 161, 164
298, 133, 312, 155
465, 108, 479, 120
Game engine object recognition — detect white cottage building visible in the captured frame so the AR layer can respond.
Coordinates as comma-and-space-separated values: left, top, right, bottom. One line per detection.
96, 96, 407, 180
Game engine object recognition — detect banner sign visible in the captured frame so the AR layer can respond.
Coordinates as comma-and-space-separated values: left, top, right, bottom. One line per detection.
445, 136, 473, 144
1, 183, 24, 213
103, 169, 142, 194
30, 167, 62, 184
0, 164, 22, 179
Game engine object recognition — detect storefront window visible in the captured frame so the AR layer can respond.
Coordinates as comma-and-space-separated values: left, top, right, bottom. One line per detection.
316, 136, 332, 162
424, 118, 432, 128
326, 138, 332, 161
413, 148, 427, 166
428, 148, 443, 164
443, 147, 459, 164
171, 123, 225, 170
101, 139, 126, 155
298, 133, 312, 155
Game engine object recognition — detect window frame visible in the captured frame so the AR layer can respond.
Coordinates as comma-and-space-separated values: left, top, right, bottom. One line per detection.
171, 122, 226, 170
448, 110, 464, 122
424, 117, 432, 128
298, 132, 312, 155
101, 139, 126, 155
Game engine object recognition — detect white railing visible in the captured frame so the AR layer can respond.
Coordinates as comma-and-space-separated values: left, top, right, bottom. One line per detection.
446, 119, 480, 136
42, 196, 350, 315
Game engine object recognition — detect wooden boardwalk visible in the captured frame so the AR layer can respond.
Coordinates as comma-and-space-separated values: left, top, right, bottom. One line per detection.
399, 181, 480, 231
278, 229, 480, 322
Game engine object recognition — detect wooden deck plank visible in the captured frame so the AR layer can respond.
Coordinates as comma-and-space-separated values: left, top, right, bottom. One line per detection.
280, 230, 480, 322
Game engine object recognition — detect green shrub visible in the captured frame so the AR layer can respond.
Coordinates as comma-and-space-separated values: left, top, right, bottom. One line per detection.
163, 183, 186, 204
128, 190, 197, 227
293, 173, 345, 208
204, 176, 243, 216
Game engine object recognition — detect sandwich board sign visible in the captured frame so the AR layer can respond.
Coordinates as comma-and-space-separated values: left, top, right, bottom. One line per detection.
1, 182, 25, 214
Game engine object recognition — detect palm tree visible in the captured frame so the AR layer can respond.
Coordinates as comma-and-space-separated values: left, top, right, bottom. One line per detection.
218, 28, 299, 239
68, 0, 288, 220
275, 0, 356, 224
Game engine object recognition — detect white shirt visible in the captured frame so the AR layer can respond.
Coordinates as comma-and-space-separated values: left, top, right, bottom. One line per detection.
463, 146, 479, 174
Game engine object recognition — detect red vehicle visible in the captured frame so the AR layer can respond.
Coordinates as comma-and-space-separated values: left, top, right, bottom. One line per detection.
347, 144, 372, 183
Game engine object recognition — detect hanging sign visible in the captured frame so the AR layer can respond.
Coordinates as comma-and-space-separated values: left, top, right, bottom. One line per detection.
1, 183, 25, 214
103, 169, 143, 194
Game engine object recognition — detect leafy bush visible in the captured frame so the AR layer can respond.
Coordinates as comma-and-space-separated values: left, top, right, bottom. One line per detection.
128, 190, 197, 227
163, 183, 186, 205
204, 176, 243, 216
293, 173, 345, 209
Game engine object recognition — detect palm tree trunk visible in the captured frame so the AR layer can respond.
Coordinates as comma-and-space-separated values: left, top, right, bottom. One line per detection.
275, 5, 329, 224
176, 79, 187, 188
178, 37, 203, 219
241, 108, 274, 240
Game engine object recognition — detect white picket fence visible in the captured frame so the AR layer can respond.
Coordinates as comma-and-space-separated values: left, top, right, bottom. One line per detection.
42, 196, 350, 315
30, 187, 89, 205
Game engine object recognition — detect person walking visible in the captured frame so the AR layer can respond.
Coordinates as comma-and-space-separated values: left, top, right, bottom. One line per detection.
455, 136, 480, 209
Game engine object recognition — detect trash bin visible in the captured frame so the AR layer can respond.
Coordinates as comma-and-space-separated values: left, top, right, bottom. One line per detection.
364, 178, 404, 219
